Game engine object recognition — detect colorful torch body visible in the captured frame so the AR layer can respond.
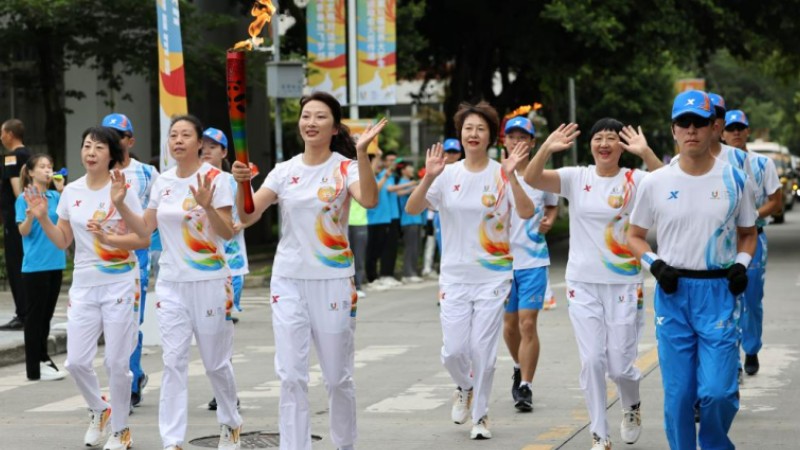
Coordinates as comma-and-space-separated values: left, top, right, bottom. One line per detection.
226, 50, 255, 214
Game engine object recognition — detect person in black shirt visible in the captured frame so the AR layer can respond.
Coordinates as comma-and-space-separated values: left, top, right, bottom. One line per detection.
1, 119, 31, 330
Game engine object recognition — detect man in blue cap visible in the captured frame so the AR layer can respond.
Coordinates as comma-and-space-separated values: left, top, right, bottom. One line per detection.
722, 109, 782, 377
102, 112, 159, 412
500, 116, 558, 412
627, 90, 757, 449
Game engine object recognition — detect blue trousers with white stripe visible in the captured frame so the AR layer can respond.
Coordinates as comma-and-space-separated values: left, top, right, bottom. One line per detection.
130, 249, 149, 394
654, 277, 739, 450
741, 232, 767, 355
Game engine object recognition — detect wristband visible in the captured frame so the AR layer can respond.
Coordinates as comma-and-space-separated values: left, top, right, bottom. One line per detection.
641, 252, 659, 271
734, 252, 752, 268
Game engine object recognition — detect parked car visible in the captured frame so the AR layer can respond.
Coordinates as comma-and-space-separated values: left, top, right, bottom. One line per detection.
749, 141, 796, 223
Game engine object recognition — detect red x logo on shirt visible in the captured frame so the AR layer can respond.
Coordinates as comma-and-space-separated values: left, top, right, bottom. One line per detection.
73, 200, 82, 207
453, 185, 460, 192
568, 289, 576, 298
583, 185, 592, 192
290, 177, 300, 184
271, 295, 280, 303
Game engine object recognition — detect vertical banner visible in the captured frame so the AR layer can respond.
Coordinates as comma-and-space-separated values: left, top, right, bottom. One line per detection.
357, 0, 396, 105
343, 119, 379, 154
156, 0, 188, 172
307, 0, 348, 104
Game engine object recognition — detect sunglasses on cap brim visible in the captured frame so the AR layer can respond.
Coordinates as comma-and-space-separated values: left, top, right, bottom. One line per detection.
673, 115, 712, 129
724, 123, 748, 132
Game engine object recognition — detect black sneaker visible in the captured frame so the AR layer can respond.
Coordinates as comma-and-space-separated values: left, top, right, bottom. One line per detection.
515, 384, 533, 412
744, 354, 759, 375
0, 316, 24, 330
737, 367, 743, 385
130, 373, 149, 408
694, 404, 700, 423
511, 367, 521, 403
208, 397, 240, 411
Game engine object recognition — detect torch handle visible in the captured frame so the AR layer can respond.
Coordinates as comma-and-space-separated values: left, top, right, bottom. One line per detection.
226, 50, 255, 214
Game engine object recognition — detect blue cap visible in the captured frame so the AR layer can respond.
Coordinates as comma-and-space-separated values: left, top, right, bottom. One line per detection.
504, 116, 535, 136
725, 110, 749, 128
671, 90, 714, 120
202, 128, 229, 149
443, 138, 461, 152
101, 113, 134, 135
708, 93, 726, 115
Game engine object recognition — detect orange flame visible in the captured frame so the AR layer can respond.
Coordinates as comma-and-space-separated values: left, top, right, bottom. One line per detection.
232, 0, 277, 51
504, 103, 543, 120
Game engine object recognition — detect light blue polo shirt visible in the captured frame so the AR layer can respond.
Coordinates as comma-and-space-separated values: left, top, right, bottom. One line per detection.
367, 170, 392, 225
15, 190, 67, 273
398, 177, 425, 226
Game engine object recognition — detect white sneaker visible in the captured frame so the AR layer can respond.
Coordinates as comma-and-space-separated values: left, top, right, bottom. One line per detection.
40, 361, 67, 381
379, 276, 402, 287
591, 433, 612, 450
470, 416, 491, 439
104, 427, 132, 450
423, 270, 439, 279
451, 387, 473, 424
356, 290, 366, 298
402, 276, 424, 283
620, 403, 641, 444
364, 280, 388, 291
218, 424, 241, 449
84, 408, 112, 447
164, 446, 183, 450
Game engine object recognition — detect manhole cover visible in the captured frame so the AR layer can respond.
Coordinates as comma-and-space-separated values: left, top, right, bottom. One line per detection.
189, 431, 322, 448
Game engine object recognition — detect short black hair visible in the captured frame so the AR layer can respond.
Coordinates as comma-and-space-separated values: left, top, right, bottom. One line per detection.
588, 118, 624, 141
81, 126, 125, 170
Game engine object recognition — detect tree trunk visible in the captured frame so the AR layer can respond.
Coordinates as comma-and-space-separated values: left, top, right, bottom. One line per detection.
34, 31, 67, 169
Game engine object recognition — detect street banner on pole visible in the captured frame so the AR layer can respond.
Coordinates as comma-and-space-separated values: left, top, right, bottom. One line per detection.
156, 0, 188, 172
356, 0, 396, 105
343, 119, 379, 154
307, 0, 348, 104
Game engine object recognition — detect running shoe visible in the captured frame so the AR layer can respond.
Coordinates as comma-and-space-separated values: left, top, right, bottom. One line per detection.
103, 427, 132, 450
470, 416, 491, 439
451, 387, 473, 424
511, 367, 521, 403
131, 373, 149, 407
515, 384, 533, 412
40, 360, 66, 381
591, 433, 612, 450
218, 424, 242, 450
543, 297, 557, 310
620, 402, 641, 444
85, 408, 112, 447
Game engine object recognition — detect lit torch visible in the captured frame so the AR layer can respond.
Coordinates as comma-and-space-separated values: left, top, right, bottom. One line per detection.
227, 0, 276, 213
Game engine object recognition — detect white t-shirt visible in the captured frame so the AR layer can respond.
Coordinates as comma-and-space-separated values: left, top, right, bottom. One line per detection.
427, 160, 514, 284
57, 176, 142, 287
630, 158, 757, 270
747, 153, 782, 228
121, 158, 159, 209
148, 163, 234, 282
557, 166, 646, 284
219, 171, 249, 277
510, 173, 558, 270
262, 153, 360, 279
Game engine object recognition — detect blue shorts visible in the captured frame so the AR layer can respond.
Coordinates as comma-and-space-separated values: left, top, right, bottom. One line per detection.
505, 266, 548, 313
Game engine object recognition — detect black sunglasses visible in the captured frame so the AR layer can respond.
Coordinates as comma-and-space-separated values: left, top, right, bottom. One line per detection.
674, 115, 712, 129
724, 123, 748, 132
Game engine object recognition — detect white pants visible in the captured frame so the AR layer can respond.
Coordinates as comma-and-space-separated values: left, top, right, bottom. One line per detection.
439, 279, 511, 424
270, 276, 357, 450
566, 281, 643, 439
65, 279, 139, 433
156, 278, 241, 448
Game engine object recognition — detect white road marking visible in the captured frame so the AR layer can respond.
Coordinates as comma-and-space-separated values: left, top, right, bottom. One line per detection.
739, 345, 799, 413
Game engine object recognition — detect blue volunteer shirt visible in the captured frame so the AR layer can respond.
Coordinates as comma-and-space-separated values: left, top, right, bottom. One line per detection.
399, 177, 425, 226
387, 174, 400, 220
367, 170, 393, 225
15, 190, 67, 273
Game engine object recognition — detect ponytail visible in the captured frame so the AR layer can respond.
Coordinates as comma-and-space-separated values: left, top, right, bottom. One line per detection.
19, 164, 33, 190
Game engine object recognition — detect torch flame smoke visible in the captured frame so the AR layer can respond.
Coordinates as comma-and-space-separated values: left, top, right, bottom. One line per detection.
232, 0, 277, 51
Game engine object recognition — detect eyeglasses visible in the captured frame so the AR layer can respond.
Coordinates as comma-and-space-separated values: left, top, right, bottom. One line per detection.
674, 115, 711, 129
724, 123, 748, 132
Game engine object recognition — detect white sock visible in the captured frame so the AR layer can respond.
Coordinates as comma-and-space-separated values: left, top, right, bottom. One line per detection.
520, 381, 531, 389
513, 363, 520, 369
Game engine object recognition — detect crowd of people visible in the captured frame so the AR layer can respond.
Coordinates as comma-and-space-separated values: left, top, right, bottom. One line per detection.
0, 86, 781, 450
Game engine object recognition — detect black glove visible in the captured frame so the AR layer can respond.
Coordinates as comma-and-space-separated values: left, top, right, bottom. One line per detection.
651, 260, 680, 294
726, 263, 748, 296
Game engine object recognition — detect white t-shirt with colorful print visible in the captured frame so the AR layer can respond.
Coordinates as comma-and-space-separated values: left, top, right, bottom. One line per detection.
57, 176, 142, 287
262, 152, 360, 279
148, 163, 234, 282
558, 166, 646, 284
219, 171, 249, 277
427, 159, 515, 284
121, 158, 159, 209
510, 173, 558, 270
630, 158, 757, 270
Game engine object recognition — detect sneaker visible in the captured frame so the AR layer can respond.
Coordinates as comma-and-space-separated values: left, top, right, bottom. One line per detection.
364, 280, 387, 291
356, 290, 366, 299
379, 276, 402, 287
218, 424, 242, 450
209, 397, 218, 410
543, 297, 557, 310
164, 446, 183, 450
85, 408, 112, 447
591, 433, 612, 450
0, 316, 24, 330
131, 373, 149, 407
402, 276, 424, 283
451, 387, 473, 424
511, 367, 521, 403
470, 416, 491, 439
40, 360, 67, 381
620, 402, 641, 444
694, 403, 700, 423
104, 427, 133, 450
744, 353, 759, 375
515, 384, 533, 412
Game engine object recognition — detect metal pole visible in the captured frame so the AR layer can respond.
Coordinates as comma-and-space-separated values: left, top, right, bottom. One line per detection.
273, 2, 284, 162
347, 0, 359, 119
568, 77, 577, 165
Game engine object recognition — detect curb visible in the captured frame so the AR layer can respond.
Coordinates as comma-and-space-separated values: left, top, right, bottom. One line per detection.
0, 330, 68, 369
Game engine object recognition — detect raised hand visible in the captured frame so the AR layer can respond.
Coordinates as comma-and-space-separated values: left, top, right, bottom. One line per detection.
231, 161, 251, 183
619, 125, 651, 157
424, 143, 446, 179
110, 169, 127, 206
501, 141, 530, 176
190, 172, 217, 210
356, 118, 389, 154
541, 123, 580, 154
23, 186, 49, 219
